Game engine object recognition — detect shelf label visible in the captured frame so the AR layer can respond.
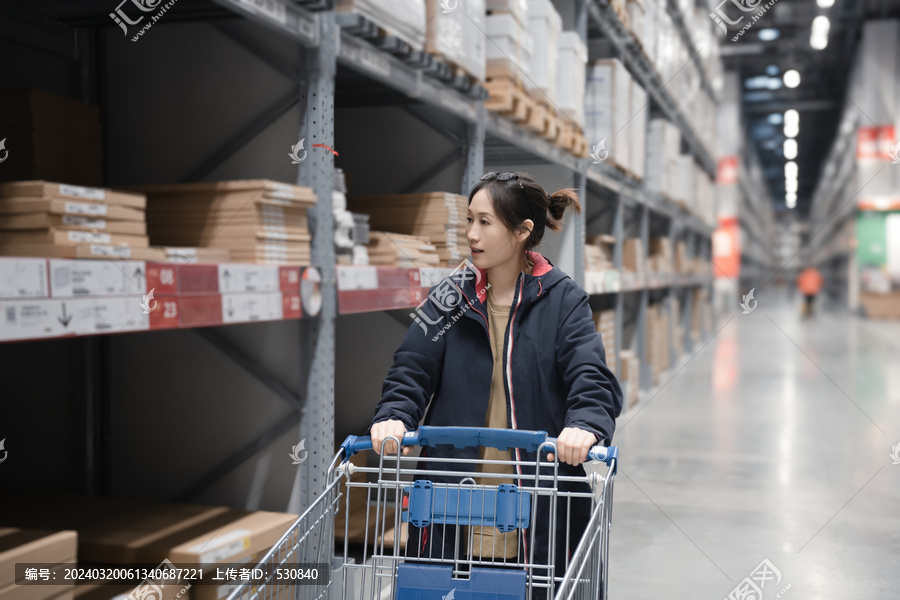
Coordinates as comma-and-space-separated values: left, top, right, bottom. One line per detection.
0, 258, 49, 299
218, 264, 280, 293
336, 266, 378, 291
419, 268, 456, 288
0, 297, 149, 342
64, 201, 108, 216
221, 292, 284, 323
49, 260, 147, 297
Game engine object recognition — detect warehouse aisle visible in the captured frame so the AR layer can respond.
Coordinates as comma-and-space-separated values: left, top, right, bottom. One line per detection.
608, 292, 900, 599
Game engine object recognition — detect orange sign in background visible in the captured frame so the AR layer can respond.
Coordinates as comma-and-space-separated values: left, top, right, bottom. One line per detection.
712, 216, 740, 279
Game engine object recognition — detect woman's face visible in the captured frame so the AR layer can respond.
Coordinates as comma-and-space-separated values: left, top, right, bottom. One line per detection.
466, 189, 527, 271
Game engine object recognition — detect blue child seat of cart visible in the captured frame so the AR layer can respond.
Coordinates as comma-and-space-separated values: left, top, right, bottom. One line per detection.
395, 563, 526, 600
402, 480, 531, 532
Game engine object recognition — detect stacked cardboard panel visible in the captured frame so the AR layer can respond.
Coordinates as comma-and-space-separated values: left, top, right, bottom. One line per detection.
0, 529, 77, 600
671, 295, 684, 358
0, 181, 163, 260
347, 192, 468, 267
366, 232, 440, 267
674, 240, 689, 273
0, 493, 296, 593
592, 309, 617, 375
137, 180, 316, 266
619, 349, 640, 408
0, 90, 103, 187
645, 303, 672, 384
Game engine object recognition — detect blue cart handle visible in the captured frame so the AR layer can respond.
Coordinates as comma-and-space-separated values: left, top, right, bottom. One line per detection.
341, 426, 618, 466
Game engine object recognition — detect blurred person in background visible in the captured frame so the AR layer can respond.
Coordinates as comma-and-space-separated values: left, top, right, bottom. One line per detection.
797, 265, 824, 318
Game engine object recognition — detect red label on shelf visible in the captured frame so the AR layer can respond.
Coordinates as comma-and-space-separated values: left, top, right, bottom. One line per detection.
145, 262, 178, 295
178, 294, 224, 327
283, 293, 302, 319
280, 266, 302, 292
716, 156, 739, 185
857, 125, 895, 160
149, 297, 180, 329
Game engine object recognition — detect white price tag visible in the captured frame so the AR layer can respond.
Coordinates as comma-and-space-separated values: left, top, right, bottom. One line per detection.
218, 264, 280, 292
84, 296, 150, 335
221, 292, 284, 323
0, 297, 149, 341
0, 258, 49, 299
49, 260, 147, 297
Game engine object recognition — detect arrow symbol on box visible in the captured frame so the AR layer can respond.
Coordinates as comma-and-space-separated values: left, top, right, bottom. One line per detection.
58, 303, 72, 327
227, 299, 234, 317
133, 266, 144, 279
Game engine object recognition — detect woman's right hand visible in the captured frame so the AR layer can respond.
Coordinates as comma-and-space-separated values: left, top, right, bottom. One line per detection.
370, 419, 411, 455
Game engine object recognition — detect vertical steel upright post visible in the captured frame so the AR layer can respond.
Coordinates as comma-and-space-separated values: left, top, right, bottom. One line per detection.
462, 103, 485, 197
296, 10, 336, 514
574, 166, 587, 288
637, 205, 651, 390
612, 195, 624, 379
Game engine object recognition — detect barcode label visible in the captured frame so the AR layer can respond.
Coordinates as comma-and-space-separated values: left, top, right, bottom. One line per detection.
6, 306, 15, 324
53, 267, 70, 289
62, 215, 107, 229
68, 231, 111, 244
65, 202, 108, 216
59, 184, 105, 200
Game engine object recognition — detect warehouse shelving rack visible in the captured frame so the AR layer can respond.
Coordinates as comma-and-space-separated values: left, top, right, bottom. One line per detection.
1, 0, 717, 512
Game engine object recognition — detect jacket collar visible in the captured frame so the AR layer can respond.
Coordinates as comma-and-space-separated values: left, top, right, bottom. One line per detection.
468, 251, 565, 305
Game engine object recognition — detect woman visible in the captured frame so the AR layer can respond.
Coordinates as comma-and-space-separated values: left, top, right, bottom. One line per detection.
369, 171, 623, 595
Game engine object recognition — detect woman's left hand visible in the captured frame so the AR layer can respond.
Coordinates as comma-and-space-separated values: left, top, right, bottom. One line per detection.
548, 427, 597, 465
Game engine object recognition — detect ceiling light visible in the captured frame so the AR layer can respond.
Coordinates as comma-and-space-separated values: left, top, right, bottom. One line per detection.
816, 0, 835, 8
811, 16, 830, 49
785, 161, 798, 178
786, 192, 797, 203
784, 139, 798, 159
783, 70, 801, 88
758, 28, 780, 41
786, 179, 798, 193
784, 109, 799, 137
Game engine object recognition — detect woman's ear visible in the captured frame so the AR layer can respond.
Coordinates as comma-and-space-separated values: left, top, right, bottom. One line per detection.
516, 219, 534, 243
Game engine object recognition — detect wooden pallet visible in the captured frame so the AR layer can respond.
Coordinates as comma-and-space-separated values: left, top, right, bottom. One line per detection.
525, 100, 560, 142
485, 77, 535, 124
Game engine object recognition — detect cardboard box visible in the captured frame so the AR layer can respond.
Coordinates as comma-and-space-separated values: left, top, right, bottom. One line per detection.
486, 14, 534, 83
860, 292, 900, 319
629, 80, 648, 181
0, 493, 296, 568
586, 59, 631, 169
426, 0, 485, 82
623, 238, 644, 273
1, 183, 145, 210
0, 530, 78, 590
0, 91, 103, 187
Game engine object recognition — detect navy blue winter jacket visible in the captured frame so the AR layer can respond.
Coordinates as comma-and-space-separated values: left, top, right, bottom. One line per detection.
370, 251, 623, 574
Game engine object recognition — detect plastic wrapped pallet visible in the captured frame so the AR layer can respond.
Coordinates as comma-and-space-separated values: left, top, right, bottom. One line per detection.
336, 0, 426, 50
676, 154, 695, 208
641, 0, 658, 64
585, 59, 631, 170
645, 119, 680, 195
626, 0, 645, 49
486, 14, 533, 83
426, 0, 485, 82
525, 0, 561, 105
486, 0, 528, 25
556, 31, 587, 130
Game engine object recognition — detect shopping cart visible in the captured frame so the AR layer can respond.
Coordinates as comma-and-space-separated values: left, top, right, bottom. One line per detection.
222, 426, 618, 600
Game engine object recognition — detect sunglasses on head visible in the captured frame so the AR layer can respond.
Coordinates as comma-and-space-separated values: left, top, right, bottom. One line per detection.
481, 171, 519, 182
